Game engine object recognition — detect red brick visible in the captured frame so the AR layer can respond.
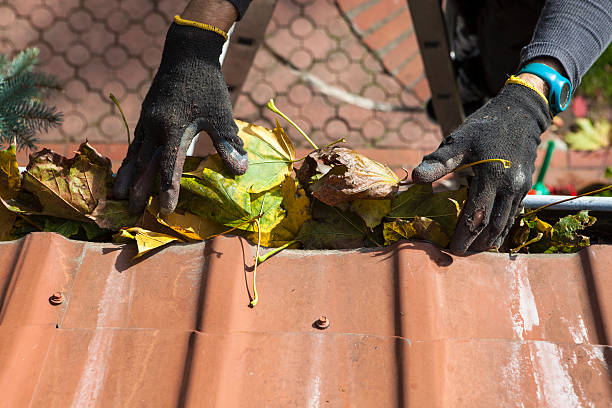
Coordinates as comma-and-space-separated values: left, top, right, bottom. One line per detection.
353, 0, 405, 33
355, 148, 423, 167
411, 77, 431, 102
363, 10, 412, 50
540, 168, 607, 190
534, 148, 568, 169
397, 54, 424, 86
106, 143, 129, 163
382, 33, 418, 73
568, 150, 610, 168
336, 0, 372, 15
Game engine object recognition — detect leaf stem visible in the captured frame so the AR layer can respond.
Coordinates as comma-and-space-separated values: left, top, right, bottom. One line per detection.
510, 232, 543, 254
250, 194, 267, 308
17, 213, 42, 231
321, 138, 346, 149
257, 240, 296, 263
522, 184, 612, 218
266, 99, 318, 150
109, 93, 131, 145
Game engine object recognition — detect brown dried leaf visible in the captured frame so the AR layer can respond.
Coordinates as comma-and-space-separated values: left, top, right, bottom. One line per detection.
23, 142, 112, 216
296, 146, 399, 206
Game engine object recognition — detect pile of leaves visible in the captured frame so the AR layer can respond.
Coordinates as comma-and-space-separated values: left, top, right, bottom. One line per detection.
0, 118, 602, 257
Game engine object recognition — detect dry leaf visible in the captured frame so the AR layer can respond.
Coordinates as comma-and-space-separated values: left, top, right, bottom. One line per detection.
24, 142, 112, 214
383, 217, 450, 247
296, 146, 399, 206
114, 227, 183, 258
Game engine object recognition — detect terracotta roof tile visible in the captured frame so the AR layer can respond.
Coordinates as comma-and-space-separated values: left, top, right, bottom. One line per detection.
1, 232, 611, 406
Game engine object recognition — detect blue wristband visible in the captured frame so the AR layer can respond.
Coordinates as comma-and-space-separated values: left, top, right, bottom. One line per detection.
518, 63, 572, 116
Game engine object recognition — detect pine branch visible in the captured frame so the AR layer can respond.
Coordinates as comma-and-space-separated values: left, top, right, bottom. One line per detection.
18, 99, 63, 131
0, 47, 62, 149
0, 75, 42, 106
0, 55, 9, 76
6, 48, 39, 79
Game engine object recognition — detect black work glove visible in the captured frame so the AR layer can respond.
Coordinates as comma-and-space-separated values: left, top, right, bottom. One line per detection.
114, 23, 248, 216
412, 83, 551, 253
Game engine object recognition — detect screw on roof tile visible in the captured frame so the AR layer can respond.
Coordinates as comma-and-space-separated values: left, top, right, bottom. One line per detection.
49, 292, 64, 306
315, 315, 330, 330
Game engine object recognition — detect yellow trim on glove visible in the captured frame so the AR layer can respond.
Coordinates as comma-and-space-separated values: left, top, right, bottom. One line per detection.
505, 75, 553, 118
505, 75, 549, 106
174, 15, 228, 41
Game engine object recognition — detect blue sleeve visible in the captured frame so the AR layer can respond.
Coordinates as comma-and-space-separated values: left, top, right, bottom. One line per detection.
519, 0, 612, 89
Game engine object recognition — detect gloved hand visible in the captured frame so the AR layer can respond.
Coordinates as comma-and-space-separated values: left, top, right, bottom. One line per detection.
412, 82, 551, 253
113, 22, 248, 216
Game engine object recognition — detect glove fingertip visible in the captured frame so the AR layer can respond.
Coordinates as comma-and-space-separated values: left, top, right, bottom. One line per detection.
215, 137, 249, 175
158, 189, 179, 218
412, 161, 447, 184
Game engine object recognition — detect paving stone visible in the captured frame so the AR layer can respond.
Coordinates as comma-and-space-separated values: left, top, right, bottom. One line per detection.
1, 0, 442, 161
30, 6, 54, 30
80, 22, 114, 54
0, 5, 17, 28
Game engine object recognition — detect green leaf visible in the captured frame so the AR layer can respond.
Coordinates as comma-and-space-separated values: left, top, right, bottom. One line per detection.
350, 199, 391, 229
0, 205, 16, 241
43, 217, 81, 238
564, 118, 611, 151
0, 143, 20, 199
179, 170, 252, 227
179, 169, 285, 233
388, 184, 467, 236
243, 176, 311, 247
551, 210, 596, 243
0, 143, 20, 240
296, 200, 367, 249
383, 217, 450, 247
89, 200, 139, 231
250, 188, 286, 233
184, 120, 296, 193
511, 210, 596, 253
81, 222, 109, 240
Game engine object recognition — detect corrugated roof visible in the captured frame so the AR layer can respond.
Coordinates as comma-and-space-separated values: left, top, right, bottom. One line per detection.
1, 232, 611, 407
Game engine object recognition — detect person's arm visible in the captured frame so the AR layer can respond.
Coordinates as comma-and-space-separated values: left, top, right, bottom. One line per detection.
182, 0, 240, 29
520, 0, 612, 91
113, 0, 251, 217
412, 0, 611, 253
